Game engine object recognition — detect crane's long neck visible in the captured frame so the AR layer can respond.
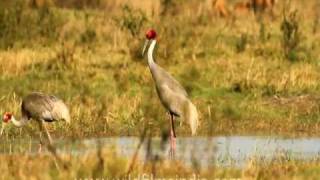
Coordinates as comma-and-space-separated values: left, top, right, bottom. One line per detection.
11, 116, 28, 127
147, 39, 157, 68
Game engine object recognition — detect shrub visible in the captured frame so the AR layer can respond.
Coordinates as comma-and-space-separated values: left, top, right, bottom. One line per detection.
0, 1, 64, 49
280, 10, 301, 61
160, 0, 178, 16
114, 5, 147, 61
235, 33, 248, 53
114, 5, 147, 37
80, 14, 97, 45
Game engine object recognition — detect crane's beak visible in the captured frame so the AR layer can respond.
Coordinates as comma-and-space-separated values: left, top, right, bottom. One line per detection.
142, 40, 150, 57
0, 123, 5, 136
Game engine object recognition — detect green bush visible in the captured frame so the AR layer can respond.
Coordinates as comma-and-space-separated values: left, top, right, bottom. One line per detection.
235, 33, 248, 53
114, 5, 147, 37
0, 1, 64, 49
280, 10, 302, 61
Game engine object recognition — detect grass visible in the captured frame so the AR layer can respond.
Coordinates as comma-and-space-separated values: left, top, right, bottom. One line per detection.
0, 0, 320, 139
0, 148, 320, 179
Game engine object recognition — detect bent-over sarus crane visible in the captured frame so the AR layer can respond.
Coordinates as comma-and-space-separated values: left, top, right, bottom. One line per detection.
1, 92, 70, 147
142, 29, 199, 157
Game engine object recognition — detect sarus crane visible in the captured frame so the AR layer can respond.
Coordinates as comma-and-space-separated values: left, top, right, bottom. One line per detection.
142, 29, 199, 157
1, 92, 70, 148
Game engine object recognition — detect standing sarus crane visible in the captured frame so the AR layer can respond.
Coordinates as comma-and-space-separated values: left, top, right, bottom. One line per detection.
142, 29, 199, 157
1, 92, 70, 148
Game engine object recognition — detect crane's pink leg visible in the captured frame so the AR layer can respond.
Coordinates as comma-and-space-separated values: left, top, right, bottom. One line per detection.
38, 144, 42, 153
42, 122, 53, 145
37, 121, 53, 152
169, 113, 176, 159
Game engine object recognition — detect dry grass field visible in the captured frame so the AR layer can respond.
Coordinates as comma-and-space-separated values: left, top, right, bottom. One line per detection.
0, 0, 320, 178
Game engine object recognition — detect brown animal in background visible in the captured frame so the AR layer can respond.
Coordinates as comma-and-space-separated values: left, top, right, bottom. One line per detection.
30, 0, 54, 8
250, 0, 276, 14
234, 1, 251, 16
212, 0, 229, 17
233, 0, 276, 18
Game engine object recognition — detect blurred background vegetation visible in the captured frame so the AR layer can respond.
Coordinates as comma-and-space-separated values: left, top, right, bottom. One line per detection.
0, 0, 320, 179
0, 0, 319, 139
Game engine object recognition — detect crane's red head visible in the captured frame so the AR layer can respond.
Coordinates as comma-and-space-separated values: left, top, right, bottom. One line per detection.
146, 29, 157, 40
3, 112, 12, 123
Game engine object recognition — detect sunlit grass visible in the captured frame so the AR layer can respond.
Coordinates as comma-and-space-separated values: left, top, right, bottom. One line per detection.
0, 0, 320, 178
0, 0, 319, 139
0, 148, 320, 179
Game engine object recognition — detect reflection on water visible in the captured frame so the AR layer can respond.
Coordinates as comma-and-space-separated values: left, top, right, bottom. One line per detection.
1, 136, 320, 167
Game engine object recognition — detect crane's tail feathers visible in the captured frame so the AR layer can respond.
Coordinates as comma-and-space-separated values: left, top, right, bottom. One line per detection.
186, 101, 199, 135
65, 113, 71, 124
61, 102, 71, 124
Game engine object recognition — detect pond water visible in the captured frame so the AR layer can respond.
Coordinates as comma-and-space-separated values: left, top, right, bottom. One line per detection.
1, 136, 320, 168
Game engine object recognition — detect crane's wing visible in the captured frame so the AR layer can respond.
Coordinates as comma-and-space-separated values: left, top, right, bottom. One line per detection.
22, 92, 70, 122
153, 65, 188, 97
158, 85, 199, 135
157, 84, 187, 116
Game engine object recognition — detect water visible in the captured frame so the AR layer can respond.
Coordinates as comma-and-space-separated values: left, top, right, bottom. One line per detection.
1, 136, 320, 168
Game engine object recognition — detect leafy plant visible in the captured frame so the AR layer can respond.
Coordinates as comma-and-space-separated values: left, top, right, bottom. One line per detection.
80, 13, 97, 45
160, 0, 177, 16
115, 5, 147, 37
236, 33, 248, 53
0, 1, 64, 48
313, 2, 320, 34
259, 22, 267, 43
280, 10, 301, 61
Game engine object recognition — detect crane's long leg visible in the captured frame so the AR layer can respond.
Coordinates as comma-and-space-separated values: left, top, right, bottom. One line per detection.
169, 113, 176, 158
37, 121, 64, 171
37, 121, 53, 146
42, 122, 53, 145
38, 121, 61, 171
171, 113, 176, 138
37, 121, 43, 153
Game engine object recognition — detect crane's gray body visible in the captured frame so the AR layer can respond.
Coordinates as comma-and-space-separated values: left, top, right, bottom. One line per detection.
149, 63, 188, 116
21, 92, 70, 123
146, 40, 198, 135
